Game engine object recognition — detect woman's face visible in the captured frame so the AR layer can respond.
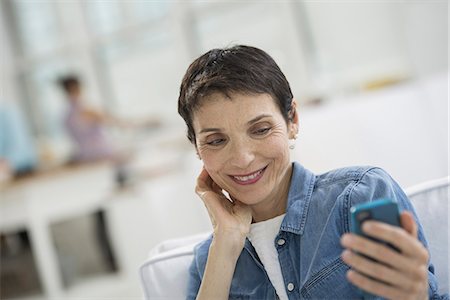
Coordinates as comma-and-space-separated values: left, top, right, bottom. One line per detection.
193, 92, 298, 209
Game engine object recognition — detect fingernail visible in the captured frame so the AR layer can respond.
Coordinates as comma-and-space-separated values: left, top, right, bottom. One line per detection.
341, 234, 353, 246
342, 250, 352, 261
347, 270, 355, 281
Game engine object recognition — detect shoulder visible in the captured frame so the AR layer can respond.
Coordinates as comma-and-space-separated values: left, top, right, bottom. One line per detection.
312, 166, 396, 201
338, 166, 407, 206
310, 166, 409, 229
288, 163, 401, 216
314, 166, 399, 198
315, 166, 376, 185
314, 165, 393, 185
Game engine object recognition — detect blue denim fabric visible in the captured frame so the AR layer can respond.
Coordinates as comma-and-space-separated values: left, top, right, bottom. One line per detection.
187, 162, 447, 299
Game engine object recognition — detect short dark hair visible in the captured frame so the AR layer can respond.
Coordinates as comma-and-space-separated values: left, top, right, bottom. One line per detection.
58, 75, 80, 93
178, 45, 294, 144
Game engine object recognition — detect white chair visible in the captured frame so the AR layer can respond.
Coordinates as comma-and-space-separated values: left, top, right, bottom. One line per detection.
140, 177, 449, 299
139, 232, 211, 300
406, 176, 449, 295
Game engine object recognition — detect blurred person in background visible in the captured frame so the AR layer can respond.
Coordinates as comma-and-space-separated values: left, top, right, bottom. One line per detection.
57, 75, 162, 186
58, 75, 121, 164
178, 45, 446, 299
0, 99, 37, 182
59, 75, 129, 186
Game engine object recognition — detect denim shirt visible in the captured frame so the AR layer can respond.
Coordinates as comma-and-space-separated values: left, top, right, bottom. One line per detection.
187, 162, 446, 299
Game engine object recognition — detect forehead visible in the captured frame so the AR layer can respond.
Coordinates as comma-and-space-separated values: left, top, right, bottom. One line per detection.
192, 92, 281, 128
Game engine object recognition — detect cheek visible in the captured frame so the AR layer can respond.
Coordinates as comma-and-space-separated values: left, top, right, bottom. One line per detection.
200, 151, 222, 174
202, 159, 229, 189
262, 136, 290, 159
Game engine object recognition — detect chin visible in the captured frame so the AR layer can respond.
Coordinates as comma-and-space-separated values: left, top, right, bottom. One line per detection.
230, 189, 269, 206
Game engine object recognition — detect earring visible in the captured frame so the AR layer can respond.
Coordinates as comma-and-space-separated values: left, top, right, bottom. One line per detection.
289, 134, 298, 150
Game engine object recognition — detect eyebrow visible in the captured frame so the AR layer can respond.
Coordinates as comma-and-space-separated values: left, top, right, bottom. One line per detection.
247, 114, 272, 125
199, 127, 222, 134
198, 114, 273, 134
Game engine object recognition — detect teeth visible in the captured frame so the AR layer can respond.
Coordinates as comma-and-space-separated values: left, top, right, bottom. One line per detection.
233, 169, 262, 182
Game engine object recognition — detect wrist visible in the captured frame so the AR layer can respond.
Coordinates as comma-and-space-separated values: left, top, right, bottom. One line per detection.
211, 231, 246, 258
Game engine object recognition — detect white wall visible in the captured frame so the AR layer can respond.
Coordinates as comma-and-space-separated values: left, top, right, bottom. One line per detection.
403, 1, 448, 77
305, 2, 411, 89
294, 72, 448, 188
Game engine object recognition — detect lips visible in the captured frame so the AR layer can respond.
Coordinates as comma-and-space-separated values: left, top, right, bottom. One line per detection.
230, 166, 267, 185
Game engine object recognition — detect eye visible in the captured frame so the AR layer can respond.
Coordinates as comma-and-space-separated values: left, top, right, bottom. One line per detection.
252, 126, 271, 136
204, 133, 227, 146
207, 138, 226, 146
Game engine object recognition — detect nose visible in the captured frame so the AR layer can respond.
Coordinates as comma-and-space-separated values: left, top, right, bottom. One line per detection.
228, 138, 255, 170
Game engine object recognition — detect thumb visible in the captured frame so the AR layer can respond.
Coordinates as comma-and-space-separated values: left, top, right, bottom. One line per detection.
400, 211, 418, 238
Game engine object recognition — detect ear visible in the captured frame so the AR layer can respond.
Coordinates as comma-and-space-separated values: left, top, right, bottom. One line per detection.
288, 99, 299, 139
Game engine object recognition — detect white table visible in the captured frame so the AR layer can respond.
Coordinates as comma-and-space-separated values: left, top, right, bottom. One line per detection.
0, 162, 114, 298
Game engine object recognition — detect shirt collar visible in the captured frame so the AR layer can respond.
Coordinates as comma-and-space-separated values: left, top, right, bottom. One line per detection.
280, 161, 316, 235
244, 162, 316, 252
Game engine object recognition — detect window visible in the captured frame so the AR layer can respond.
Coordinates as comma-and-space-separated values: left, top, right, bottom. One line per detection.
12, 0, 61, 57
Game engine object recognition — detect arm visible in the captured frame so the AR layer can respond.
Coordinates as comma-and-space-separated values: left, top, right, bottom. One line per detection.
194, 167, 252, 300
196, 233, 242, 299
81, 107, 160, 129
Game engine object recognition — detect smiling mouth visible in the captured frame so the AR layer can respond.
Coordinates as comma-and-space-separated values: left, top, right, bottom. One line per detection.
230, 166, 267, 185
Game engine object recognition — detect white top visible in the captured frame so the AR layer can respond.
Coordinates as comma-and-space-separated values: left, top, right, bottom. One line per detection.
248, 214, 288, 300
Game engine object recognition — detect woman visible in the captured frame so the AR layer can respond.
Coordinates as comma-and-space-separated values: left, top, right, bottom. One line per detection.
58, 75, 117, 163
177, 45, 444, 299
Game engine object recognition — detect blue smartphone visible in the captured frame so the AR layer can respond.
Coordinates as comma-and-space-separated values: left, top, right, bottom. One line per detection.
350, 198, 401, 239
350, 199, 401, 298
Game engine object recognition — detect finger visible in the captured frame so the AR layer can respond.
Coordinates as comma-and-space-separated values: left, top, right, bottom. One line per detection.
341, 233, 429, 283
196, 167, 210, 185
232, 200, 253, 223
202, 189, 233, 209
341, 234, 420, 275
346, 270, 405, 299
196, 167, 213, 195
361, 221, 428, 261
341, 249, 417, 290
197, 168, 227, 199
211, 180, 224, 195
400, 211, 417, 238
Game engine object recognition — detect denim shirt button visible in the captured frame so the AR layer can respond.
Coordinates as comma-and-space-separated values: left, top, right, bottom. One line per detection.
277, 238, 286, 246
287, 282, 295, 291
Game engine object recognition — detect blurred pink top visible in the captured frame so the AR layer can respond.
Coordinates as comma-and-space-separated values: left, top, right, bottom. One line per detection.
65, 101, 114, 162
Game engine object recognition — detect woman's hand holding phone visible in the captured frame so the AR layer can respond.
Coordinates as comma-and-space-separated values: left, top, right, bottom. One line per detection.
196, 167, 252, 255
341, 211, 429, 299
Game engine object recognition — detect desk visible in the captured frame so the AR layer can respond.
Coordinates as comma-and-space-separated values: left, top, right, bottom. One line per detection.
0, 162, 114, 298
0, 129, 210, 299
